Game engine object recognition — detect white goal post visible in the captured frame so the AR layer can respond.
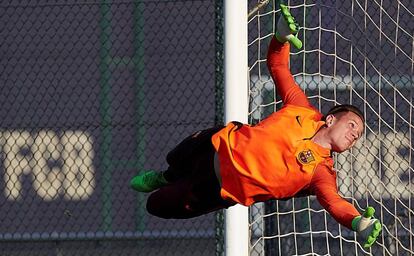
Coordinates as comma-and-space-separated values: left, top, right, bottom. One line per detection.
224, 1, 249, 256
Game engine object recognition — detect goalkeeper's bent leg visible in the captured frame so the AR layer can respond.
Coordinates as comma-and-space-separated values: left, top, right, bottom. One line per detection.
146, 168, 235, 219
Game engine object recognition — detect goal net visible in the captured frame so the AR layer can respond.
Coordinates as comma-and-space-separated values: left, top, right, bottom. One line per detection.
247, 0, 413, 255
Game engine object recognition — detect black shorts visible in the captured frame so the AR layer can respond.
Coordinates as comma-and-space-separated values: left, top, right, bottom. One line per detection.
165, 126, 224, 179
146, 126, 236, 219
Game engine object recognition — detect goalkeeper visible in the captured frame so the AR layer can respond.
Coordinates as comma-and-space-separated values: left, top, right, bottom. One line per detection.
130, 4, 381, 248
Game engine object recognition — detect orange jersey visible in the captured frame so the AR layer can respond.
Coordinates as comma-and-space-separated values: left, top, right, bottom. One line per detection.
211, 37, 359, 230
212, 105, 326, 204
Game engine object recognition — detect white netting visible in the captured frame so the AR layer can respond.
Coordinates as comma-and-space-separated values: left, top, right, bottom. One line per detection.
247, 0, 413, 255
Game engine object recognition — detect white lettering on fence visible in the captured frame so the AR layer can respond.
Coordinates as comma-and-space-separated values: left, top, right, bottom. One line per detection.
2, 130, 95, 201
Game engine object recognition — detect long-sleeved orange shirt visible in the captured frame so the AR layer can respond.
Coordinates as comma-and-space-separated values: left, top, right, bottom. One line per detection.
211, 37, 359, 230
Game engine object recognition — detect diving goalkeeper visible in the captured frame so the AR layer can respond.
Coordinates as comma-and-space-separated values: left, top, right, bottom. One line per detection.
130, 4, 382, 248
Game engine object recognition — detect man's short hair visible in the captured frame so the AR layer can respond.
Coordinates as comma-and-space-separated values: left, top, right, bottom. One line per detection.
323, 104, 365, 123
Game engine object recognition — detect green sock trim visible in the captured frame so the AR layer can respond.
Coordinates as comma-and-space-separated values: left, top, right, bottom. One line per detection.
159, 172, 169, 185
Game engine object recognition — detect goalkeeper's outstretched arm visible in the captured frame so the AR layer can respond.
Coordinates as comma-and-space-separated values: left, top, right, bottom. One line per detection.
266, 4, 314, 108
310, 164, 382, 248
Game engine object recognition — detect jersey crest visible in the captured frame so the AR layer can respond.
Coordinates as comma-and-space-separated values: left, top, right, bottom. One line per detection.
297, 149, 315, 164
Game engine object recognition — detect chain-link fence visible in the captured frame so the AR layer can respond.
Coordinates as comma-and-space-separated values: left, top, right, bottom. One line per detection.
0, 1, 224, 255
3, 0, 412, 255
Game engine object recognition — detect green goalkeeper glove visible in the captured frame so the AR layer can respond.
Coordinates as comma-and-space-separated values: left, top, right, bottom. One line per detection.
352, 206, 382, 248
275, 4, 303, 49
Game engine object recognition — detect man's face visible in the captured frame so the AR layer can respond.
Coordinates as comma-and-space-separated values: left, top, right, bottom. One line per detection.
325, 111, 364, 153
